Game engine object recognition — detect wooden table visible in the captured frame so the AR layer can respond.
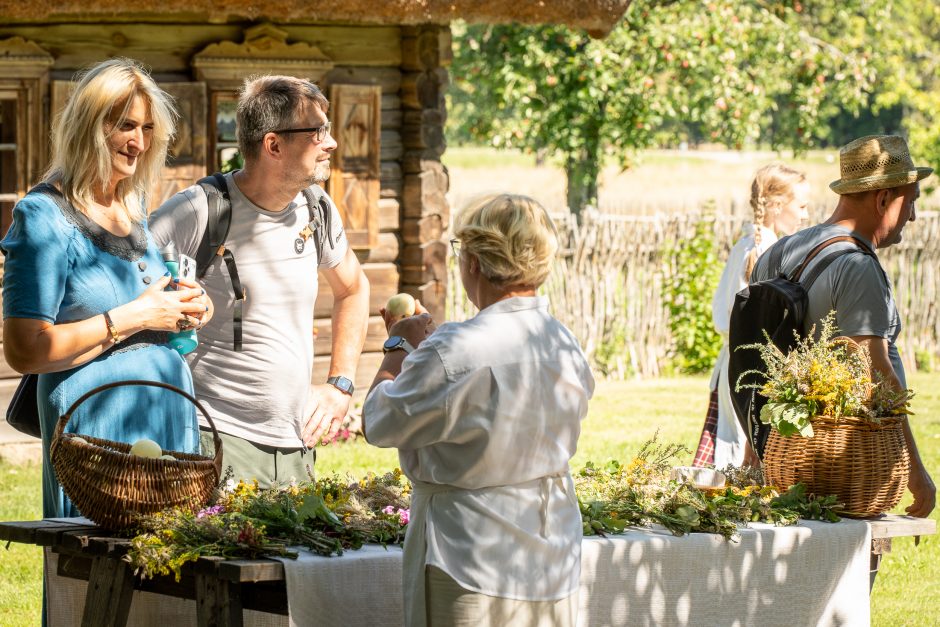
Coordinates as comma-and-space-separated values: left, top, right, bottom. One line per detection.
1, 515, 934, 627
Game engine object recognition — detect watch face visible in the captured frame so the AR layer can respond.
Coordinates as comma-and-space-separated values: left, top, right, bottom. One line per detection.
384, 336, 404, 351
329, 376, 354, 394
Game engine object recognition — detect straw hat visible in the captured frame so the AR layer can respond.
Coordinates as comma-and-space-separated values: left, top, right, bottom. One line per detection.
829, 135, 933, 194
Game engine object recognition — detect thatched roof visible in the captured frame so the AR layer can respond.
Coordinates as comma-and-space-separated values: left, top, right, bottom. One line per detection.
0, 1, 631, 37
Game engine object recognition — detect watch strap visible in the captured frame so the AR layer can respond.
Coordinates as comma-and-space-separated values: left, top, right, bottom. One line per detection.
326, 375, 354, 396
383, 336, 415, 354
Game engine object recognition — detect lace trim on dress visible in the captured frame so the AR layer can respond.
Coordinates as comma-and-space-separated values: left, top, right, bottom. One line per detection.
32, 183, 147, 262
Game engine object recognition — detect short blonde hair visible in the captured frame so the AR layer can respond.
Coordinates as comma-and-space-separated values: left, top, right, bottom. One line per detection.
454, 194, 559, 287
46, 58, 177, 221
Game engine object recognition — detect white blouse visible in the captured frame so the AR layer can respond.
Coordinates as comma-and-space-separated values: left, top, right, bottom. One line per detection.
364, 296, 594, 622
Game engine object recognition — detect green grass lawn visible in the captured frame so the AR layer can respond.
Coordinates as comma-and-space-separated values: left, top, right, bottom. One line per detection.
2, 373, 937, 625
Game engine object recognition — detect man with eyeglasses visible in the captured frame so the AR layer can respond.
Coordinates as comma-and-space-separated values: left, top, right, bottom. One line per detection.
150, 75, 369, 487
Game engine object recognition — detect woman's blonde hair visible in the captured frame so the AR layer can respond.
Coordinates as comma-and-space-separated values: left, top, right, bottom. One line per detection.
454, 194, 559, 288
45, 58, 177, 221
744, 163, 807, 280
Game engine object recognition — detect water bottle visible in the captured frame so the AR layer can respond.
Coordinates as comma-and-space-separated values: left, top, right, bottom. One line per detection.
160, 241, 198, 355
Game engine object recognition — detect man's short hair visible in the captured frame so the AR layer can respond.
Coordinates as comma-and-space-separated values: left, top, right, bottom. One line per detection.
236, 76, 329, 161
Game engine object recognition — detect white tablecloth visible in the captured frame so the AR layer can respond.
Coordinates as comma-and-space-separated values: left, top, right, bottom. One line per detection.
45, 519, 871, 627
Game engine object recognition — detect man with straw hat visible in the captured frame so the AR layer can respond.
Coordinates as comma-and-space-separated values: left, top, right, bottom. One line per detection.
750, 134, 935, 518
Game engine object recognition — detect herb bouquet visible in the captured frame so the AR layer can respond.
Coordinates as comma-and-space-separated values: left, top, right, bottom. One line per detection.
740, 312, 912, 517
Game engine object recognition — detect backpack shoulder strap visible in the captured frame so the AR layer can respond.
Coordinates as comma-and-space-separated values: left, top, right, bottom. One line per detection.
194, 172, 245, 351
300, 187, 336, 264
788, 235, 873, 284
195, 172, 233, 278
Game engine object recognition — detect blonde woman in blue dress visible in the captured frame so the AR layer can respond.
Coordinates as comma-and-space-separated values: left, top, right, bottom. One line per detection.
692, 164, 810, 468
1, 58, 213, 518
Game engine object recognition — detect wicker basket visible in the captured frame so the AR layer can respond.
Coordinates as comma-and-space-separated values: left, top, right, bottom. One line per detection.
762, 414, 909, 518
50, 380, 223, 530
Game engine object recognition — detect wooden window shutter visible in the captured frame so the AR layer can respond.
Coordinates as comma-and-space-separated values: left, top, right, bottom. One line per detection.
327, 84, 381, 250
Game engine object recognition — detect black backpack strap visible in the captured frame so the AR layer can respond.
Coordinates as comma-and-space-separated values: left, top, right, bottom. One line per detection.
788, 235, 873, 283
195, 172, 244, 352
300, 187, 336, 265
195, 172, 232, 278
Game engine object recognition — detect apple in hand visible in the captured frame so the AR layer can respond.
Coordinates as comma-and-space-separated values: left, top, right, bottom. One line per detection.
386, 293, 416, 322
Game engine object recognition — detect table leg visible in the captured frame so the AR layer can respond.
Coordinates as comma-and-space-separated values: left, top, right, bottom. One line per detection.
80, 555, 135, 627
195, 572, 244, 627
870, 537, 892, 591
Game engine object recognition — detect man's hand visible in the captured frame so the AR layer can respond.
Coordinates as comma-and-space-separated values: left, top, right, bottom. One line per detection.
302, 383, 353, 447
906, 465, 936, 518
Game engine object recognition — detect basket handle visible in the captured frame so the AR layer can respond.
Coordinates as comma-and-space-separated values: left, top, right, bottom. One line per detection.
52, 380, 222, 460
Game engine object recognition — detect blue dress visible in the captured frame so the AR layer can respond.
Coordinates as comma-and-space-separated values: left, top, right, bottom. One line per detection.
1, 186, 200, 518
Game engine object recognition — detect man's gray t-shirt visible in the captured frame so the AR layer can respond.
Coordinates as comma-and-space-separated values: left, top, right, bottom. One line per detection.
149, 173, 348, 447
751, 223, 905, 387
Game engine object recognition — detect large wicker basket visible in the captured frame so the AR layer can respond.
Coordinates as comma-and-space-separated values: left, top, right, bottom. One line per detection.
762, 414, 909, 517
50, 380, 223, 530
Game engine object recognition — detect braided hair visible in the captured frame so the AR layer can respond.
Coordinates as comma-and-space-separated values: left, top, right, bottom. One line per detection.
744, 164, 807, 280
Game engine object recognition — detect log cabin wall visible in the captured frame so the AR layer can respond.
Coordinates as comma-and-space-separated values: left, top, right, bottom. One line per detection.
0, 21, 450, 398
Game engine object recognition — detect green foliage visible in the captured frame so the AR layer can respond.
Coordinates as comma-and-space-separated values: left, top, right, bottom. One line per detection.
220, 151, 243, 174
663, 215, 722, 373
449, 0, 879, 212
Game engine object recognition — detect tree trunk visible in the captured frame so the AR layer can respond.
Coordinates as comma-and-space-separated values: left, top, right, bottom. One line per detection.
565, 147, 600, 224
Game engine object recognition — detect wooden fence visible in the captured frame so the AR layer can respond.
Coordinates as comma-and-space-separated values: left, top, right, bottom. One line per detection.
447, 210, 940, 379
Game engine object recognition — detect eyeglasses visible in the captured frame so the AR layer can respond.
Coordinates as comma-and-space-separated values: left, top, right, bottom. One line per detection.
450, 238, 461, 259
271, 121, 332, 143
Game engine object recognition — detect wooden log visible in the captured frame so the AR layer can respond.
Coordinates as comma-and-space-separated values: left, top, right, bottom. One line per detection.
377, 198, 400, 232
195, 571, 244, 627
400, 69, 448, 111
312, 351, 385, 393
402, 168, 448, 219
402, 110, 445, 154
0, 24, 402, 73
400, 240, 447, 284
315, 262, 399, 318
380, 130, 403, 162
81, 555, 135, 627
380, 161, 402, 200
402, 215, 444, 245
323, 66, 401, 94
413, 280, 446, 323
402, 151, 449, 176
381, 108, 402, 130
401, 27, 451, 72
314, 315, 388, 357
364, 231, 400, 264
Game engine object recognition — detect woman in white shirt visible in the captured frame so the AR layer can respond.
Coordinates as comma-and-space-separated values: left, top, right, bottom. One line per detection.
363, 194, 595, 627
692, 164, 810, 469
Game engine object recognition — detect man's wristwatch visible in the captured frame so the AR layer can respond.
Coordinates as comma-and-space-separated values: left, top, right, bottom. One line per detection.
326, 375, 355, 396
383, 336, 415, 355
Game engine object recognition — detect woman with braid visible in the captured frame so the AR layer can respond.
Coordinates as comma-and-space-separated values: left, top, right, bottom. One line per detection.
692, 164, 810, 468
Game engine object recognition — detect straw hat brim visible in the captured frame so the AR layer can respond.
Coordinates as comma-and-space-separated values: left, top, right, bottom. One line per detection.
830, 166, 934, 194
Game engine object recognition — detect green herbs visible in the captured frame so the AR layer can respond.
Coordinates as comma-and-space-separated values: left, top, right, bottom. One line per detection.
575, 439, 841, 540
125, 470, 410, 581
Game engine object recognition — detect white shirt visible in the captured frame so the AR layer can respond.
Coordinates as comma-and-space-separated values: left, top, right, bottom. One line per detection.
364, 296, 594, 615
149, 173, 348, 447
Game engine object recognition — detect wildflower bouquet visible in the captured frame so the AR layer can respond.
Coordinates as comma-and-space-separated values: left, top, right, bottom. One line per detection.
575, 439, 841, 541
125, 470, 410, 581
738, 312, 913, 438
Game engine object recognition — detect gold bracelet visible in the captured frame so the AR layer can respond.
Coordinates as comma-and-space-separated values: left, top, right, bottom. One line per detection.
103, 310, 122, 344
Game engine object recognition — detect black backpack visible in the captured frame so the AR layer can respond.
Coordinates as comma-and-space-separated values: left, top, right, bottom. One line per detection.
727, 234, 876, 457
194, 172, 335, 351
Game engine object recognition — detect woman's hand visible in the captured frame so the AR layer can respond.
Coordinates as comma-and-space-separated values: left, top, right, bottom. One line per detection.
109, 275, 210, 336
173, 277, 214, 329
380, 298, 436, 341
387, 313, 435, 350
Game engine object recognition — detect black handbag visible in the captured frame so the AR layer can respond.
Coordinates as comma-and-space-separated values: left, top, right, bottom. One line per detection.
5, 374, 41, 438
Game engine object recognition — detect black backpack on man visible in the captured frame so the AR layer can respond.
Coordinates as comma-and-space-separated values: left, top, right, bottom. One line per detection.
193, 172, 335, 351
727, 234, 876, 458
